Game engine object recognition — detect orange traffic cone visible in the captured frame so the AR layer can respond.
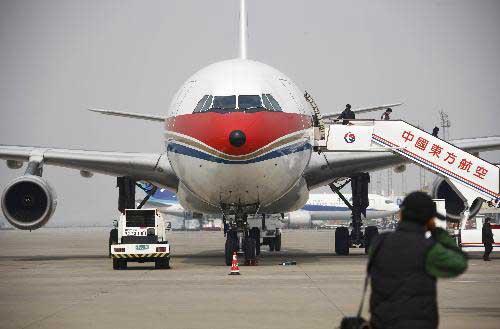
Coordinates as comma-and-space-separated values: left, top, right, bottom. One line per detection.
229, 252, 240, 275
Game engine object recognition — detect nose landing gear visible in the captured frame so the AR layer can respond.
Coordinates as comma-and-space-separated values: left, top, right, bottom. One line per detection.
223, 213, 259, 266
224, 230, 239, 265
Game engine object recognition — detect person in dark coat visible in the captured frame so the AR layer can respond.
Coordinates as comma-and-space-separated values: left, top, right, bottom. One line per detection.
432, 126, 439, 137
368, 192, 468, 329
337, 104, 355, 125
381, 108, 392, 120
482, 217, 495, 261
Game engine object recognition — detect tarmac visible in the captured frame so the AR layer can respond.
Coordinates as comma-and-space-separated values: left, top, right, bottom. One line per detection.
0, 228, 499, 329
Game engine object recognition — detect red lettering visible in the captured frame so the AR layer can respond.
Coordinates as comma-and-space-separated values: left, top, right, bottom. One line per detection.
429, 144, 442, 158
415, 137, 429, 151
443, 152, 456, 164
457, 159, 472, 172
402, 130, 414, 142
474, 166, 488, 179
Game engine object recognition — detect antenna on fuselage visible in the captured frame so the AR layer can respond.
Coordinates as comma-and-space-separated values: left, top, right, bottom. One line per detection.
239, 0, 248, 59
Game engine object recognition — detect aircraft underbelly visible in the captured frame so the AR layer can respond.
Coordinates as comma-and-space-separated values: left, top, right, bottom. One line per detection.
168, 147, 311, 212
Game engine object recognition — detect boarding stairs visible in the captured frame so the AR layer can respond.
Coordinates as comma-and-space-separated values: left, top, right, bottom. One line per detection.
313, 120, 500, 217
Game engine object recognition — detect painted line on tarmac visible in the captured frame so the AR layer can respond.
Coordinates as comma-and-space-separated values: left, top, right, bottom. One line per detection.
298, 264, 345, 317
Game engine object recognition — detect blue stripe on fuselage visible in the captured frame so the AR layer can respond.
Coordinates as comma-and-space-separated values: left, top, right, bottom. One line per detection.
302, 204, 376, 212
166, 140, 311, 164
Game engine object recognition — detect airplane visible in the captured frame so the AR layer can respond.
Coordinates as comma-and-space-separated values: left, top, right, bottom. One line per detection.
140, 185, 398, 228
288, 193, 399, 227
136, 183, 185, 216
1, 0, 500, 266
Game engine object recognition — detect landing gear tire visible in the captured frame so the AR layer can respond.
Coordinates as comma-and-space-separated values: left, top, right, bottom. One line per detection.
225, 236, 238, 266
113, 258, 127, 270
364, 226, 379, 254
155, 258, 170, 269
335, 227, 350, 255
275, 234, 281, 252
108, 228, 118, 258
250, 227, 261, 256
244, 237, 256, 263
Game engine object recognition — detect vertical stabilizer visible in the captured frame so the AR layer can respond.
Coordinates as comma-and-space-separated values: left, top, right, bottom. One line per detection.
239, 0, 248, 59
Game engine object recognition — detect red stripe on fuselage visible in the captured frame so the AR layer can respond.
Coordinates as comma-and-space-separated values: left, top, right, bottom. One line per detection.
165, 112, 312, 156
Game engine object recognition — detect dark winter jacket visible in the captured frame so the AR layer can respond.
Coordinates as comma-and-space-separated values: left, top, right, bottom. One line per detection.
482, 223, 494, 244
369, 221, 467, 329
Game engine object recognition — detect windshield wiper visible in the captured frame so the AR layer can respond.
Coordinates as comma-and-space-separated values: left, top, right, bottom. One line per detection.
205, 107, 238, 113
243, 107, 269, 113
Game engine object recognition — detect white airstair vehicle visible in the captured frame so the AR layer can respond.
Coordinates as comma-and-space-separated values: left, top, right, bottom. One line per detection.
313, 119, 500, 251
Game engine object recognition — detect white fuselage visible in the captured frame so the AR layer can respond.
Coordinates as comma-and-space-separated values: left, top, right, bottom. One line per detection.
305, 193, 400, 212
286, 193, 399, 227
164, 59, 314, 214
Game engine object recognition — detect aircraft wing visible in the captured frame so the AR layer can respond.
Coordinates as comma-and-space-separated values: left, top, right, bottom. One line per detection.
89, 109, 166, 122
321, 103, 403, 120
0, 145, 179, 189
304, 136, 500, 190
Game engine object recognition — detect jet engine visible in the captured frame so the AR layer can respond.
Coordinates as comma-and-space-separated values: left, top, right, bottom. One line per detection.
1, 175, 57, 230
431, 177, 482, 221
287, 210, 312, 228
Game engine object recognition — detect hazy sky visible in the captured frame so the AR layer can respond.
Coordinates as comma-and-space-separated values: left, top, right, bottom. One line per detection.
1, 0, 499, 226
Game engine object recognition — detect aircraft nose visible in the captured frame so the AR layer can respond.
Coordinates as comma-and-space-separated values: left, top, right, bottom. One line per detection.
229, 130, 246, 147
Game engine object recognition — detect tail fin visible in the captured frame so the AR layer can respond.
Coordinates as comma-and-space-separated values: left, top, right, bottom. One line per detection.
239, 0, 248, 59
137, 182, 178, 204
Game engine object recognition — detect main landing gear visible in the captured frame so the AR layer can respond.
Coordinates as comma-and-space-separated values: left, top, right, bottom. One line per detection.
330, 173, 379, 255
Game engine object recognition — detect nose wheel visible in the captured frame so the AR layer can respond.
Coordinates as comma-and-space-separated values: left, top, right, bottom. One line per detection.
224, 230, 258, 265
225, 231, 238, 266
243, 237, 257, 265
249, 227, 261, 255
224, 215, 259, 265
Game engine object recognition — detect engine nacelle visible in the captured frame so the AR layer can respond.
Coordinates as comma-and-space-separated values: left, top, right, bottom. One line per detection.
287, 210, 312, 228
1, 175, 57, 230
431, 177, 482, 221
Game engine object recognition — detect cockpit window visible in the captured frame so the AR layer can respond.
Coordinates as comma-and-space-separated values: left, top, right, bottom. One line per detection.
212, 95, 236, 110
192, 94, 282, 113
193, 95, 209, 113
262, 94, 282, 112
267, 94, 282, 112
238, 95, 262, 109
201, 95, 213, 112
262, 94, 273, 110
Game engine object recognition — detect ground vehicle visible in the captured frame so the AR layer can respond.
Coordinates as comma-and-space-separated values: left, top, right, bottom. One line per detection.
109, 209, 170, 270
247, 214, 282, 252
458, 215, 500, 252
